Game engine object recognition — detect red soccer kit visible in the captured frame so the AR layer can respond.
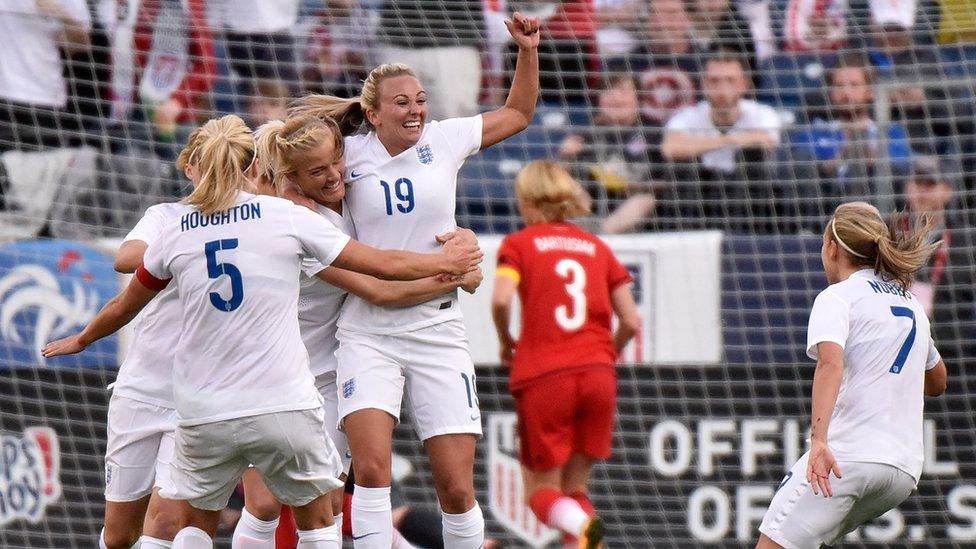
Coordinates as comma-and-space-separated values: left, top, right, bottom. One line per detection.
496, 222, 632, 470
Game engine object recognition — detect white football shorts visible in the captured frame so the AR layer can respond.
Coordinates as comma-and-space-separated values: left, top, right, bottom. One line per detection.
104, 394, 177, 502
759, 451, 916, 548
336, 318, 483, 441
160, 407, 344, 511
315, 371, 350, 474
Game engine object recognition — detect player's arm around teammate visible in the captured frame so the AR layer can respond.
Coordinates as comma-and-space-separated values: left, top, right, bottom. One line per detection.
757, 202, 948, 549
492, 161, 640, 548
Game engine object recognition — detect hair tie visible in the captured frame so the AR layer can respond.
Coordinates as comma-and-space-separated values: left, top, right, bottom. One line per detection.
831, 218, 868, 258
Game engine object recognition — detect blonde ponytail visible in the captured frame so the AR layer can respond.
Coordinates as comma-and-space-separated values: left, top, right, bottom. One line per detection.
515, 160, 592, 222
180, 115, 254, 215
253, 115, 343, 193
291, 63, 417, 135
829, 202, 940, 289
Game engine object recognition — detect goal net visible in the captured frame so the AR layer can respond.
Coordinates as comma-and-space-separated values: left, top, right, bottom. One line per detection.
0, 0, 974, 547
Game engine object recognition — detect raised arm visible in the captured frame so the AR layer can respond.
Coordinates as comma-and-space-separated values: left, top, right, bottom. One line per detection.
480, 12, 540, 149
42, 274, 161, 357
610, 283, 641, 353
807, 341, 845, 497
317, 267, 479, 308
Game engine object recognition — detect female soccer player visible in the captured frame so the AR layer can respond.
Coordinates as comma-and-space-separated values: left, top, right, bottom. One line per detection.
286, 12, 541, 548
756, 201, 948, 549
100, 202, 185, 549
230, 116, 482, 549
491, 161, 641, 549
42, 115, 481, 549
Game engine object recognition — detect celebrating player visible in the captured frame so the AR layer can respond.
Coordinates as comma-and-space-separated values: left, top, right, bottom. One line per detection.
491, 161, 641, 549
42, 115, 481, 549
756, 201, 948, 549
230, 115, 482, 549
99, 202, 185, 549
285, 11, 541, 549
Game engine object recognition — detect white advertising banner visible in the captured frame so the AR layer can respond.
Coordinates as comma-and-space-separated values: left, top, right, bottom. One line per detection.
459, 231, 724, 365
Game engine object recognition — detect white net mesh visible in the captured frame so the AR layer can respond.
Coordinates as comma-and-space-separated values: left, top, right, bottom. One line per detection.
0, 0, 974, 547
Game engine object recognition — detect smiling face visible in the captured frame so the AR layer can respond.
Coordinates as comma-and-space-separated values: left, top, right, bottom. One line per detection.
366, 74, 428, 155
291, 139, 346, 207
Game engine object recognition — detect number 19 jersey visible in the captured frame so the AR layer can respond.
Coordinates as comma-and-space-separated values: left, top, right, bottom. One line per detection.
497, 222, 633, 391
141, 192, 351, 426
339, 115, 483, 334
806, 269, 942, 481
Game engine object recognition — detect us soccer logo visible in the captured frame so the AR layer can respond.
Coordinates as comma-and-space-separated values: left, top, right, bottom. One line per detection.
487, 413, 559, 547
0, 426, 61, 526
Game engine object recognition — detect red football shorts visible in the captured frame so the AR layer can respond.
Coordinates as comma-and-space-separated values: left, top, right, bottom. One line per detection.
513, 367, 617, 471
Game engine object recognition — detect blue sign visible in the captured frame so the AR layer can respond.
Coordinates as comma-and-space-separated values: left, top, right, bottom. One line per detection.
0, 240, 118, 368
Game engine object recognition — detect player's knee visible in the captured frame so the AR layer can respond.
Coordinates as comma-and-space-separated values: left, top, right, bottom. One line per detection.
245, 495, 282, 521
102, 525, 141, 549
144, 506, 184, 540
352, 455, 392, 486
437, 479, 475, 513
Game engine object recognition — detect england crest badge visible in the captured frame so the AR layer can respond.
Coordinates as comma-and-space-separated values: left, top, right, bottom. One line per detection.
417, 144, 433, 165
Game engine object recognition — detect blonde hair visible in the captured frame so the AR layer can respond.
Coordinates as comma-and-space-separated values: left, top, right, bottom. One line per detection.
178, 115, 254, 215
290, 63, 417, 135
515, 161, 592, 222
828, 201, 940, 289
253, 115, 344, 192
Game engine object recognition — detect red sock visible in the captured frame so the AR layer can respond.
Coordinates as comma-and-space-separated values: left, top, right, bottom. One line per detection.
568, 491, 595, 516
342, 491, 353, 537
528, 487, 563, 525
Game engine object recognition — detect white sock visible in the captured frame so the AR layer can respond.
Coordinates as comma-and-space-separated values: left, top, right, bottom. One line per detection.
392, 528, 418, 549
172, 527, 212, 549
333, 513, 343, 543
351, 485, 392, 548
232, 508, 279, 548
140, 536, 174, 548
548, 497, 590, 536
441, 502, 485, 549
297, 524, 341, 548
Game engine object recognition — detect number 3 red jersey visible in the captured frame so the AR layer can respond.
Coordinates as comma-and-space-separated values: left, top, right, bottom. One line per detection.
497, 222, 632, 390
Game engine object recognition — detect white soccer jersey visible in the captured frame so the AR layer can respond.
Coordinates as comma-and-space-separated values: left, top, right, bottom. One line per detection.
299, 203, 355, 376
339, 115, 483, 334
112, 203, 185, 408
806, 269, 941, 481
141, 192, 351, 426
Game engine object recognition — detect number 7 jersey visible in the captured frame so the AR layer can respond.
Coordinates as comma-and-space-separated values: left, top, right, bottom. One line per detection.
806, 269, 942, 481
497, 222, 633, 391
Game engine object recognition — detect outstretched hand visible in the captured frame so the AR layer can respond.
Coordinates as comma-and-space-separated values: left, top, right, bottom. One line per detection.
42, 334, 87, 358
806, 439, 843, 497
506, 11, 541, 49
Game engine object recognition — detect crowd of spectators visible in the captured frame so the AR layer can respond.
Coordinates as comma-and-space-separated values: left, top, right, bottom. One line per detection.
0, 0, 974, 240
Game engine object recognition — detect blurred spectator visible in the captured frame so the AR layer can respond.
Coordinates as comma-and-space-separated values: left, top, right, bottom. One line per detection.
517, 0, 599, 104
558, 74, 653, 218
295, 0, 372, 98
98, 0, 215, 148
209, 0, 300, 92
936, 0, 976, 43
901, 154, 976, 362
0, 0, 91, 151
244, 79, 289, 128
376, 0, 485, 119
685, 0, 760, 78
783, 0, 849, 52
792, 53, 913, 213
661, 51, 784, 231
870, 0, 917, 31
614, 0, 699, 166
594, 0, 642, 57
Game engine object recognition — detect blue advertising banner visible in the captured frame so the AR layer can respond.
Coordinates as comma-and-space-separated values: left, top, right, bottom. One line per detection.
0, 240, 118, 368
